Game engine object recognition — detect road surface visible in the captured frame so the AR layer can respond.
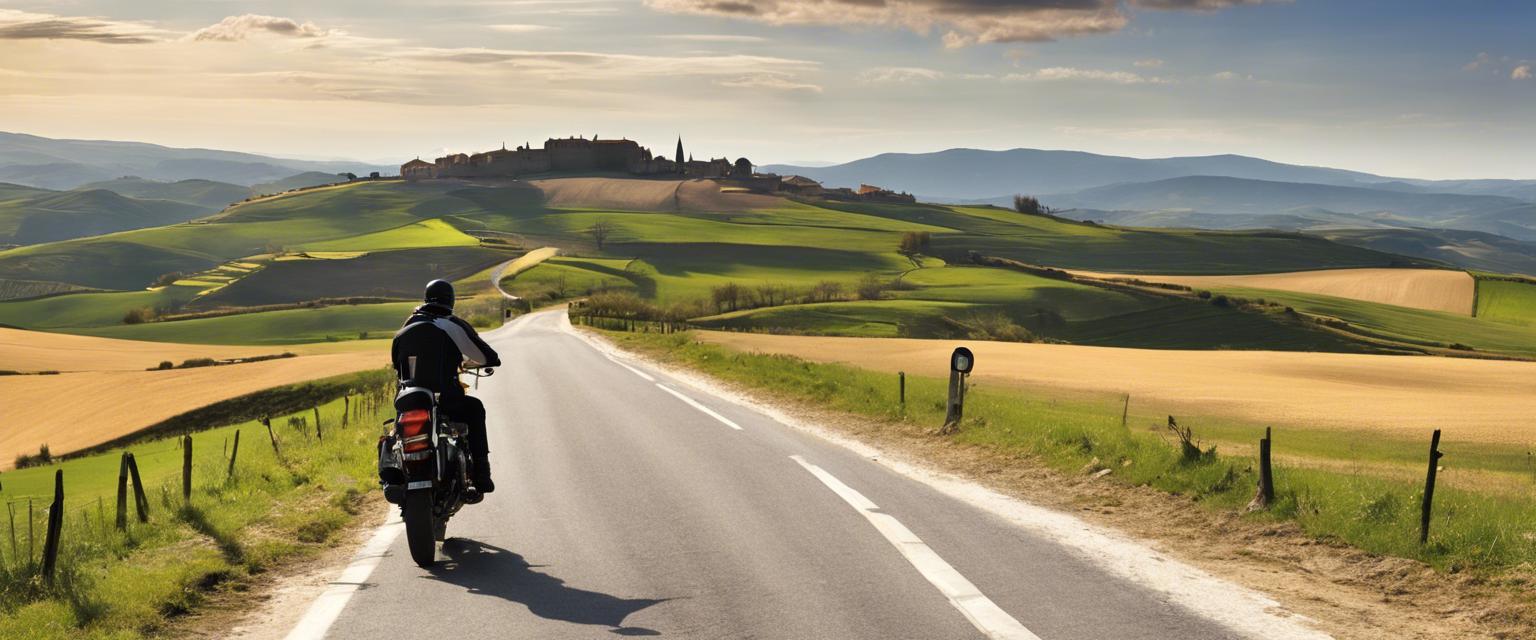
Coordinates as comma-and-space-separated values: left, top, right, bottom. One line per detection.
292, 310, 1327, 639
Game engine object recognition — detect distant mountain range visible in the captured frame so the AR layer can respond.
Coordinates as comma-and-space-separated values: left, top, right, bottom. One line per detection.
0, 131, 389, 190
762, 148, 1536, 201
0, 183, 211, 246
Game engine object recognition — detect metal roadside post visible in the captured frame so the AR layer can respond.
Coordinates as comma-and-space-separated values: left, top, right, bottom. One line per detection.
940, 347, 975, 435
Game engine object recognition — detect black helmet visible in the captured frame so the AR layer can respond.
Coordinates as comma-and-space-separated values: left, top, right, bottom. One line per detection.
424, 279, 455, 309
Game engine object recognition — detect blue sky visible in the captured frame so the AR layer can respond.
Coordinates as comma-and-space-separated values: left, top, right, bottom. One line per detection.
0, 1, 1531, 179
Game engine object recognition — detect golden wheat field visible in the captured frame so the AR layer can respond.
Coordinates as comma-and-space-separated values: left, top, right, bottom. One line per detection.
699, 331, 1536, 445
0, 329, 388, 467
1072, 268, 1475, 315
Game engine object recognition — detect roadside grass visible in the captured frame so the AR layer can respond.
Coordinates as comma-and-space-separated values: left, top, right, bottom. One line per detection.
1476, 277, 1536, 327
191, 246, 513, 309
603, 330, 1536, 574
1204, 285, 1536, 357
77, 302, 414, 345
0, 369, 393, 639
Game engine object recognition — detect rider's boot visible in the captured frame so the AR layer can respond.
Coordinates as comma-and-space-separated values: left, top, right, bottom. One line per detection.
473, 456, 496, 494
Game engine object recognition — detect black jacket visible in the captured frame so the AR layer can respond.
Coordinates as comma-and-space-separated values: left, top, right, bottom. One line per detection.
391, 303, 501, 396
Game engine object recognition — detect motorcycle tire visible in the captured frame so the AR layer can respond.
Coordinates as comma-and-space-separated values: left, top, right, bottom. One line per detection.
403, 490, 437, 567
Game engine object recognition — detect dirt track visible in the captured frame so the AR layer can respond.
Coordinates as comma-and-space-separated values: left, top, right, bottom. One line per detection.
0, 350, 385, 468
1073, 268, 1475, 315
531, 177, 783, 211
698, 331, 1536, 444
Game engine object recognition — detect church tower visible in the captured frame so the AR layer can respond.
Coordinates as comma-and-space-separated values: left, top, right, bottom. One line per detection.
675, 137, 685, 172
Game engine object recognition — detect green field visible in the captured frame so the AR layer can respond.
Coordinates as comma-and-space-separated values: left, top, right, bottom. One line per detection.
295, 218, 479, 252
1200, 285, 1536, 357
1475, 278, 1536, 327
77, 302, 415, 345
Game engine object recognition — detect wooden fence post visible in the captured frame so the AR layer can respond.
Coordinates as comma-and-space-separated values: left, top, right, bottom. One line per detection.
1247, 427, 1274, 512
41, 470, 62, 583
27, 498, 34, 567
116, 453, 129, 530
314, 407, 323, 441
227, 430, 240, 478
7, 502, 15, 560
898, 371, 906, 406
1420, 429, 1444, 544
182, 435, 193, 502
344, 395, 350, 426
126, 453, 149, 522
1120, 394, 1131, 430
263, 417, 281, 459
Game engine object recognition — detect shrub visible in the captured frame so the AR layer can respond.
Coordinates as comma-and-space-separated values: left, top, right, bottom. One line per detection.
15, 443, 53, 469
122, 307, 154, 324
1196, 290, 1212, 300
151, 272, 185, 288
155, 361, 174, 370
1211, 295, 1231, 308
946, 312, 1036, 342
1013, 195, 1048, 216
856, 274, 891, 300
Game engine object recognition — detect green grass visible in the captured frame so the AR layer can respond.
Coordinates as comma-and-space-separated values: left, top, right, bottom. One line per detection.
190, 247, 513, 309
1475, 278, 1536, 327
698, 299, 971, 337
78, 302, 414, 345
295, 218, 480, 252
1205, 285, 1536, 357
0, 370, 394, 639
606, 330, 1536, 574
0, 286, 209, 330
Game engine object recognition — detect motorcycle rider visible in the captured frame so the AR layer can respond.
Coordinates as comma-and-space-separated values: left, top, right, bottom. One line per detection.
391, 279, 501, 492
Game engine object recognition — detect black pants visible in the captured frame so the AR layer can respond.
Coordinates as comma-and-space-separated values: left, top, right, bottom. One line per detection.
438, 394, 489, 464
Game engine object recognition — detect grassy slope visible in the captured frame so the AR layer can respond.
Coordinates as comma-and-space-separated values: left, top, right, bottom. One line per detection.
0, 371, 392, 639
76, 302, 414, 345
1205, 285, 1536, 356
294, 218, 479, 252
1476, 278, 1536, 327
0, 189, 212, 247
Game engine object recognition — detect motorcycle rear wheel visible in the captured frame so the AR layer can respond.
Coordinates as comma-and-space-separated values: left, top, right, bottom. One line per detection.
402, 490, 437, 567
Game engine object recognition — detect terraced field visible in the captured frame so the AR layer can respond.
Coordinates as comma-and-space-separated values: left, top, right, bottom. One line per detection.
1075, 268, 1476, 315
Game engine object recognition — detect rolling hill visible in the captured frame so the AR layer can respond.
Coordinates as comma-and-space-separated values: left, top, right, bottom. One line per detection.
0, 185, 213, 246
0, 131, 388, 190
763, 148, 1536, 201
75, 176, 253, 209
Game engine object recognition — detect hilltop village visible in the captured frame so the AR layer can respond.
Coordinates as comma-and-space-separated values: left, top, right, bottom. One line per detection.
399, 135, 915, 203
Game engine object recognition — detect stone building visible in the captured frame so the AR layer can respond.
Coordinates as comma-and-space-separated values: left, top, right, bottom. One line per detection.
402, 135, 757, 182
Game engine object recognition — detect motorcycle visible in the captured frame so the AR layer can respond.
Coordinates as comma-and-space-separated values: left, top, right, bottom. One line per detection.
377, 365, 494, 567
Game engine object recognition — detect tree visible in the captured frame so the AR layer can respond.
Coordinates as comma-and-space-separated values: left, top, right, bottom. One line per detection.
710, 282, 743, 313
590, 218, 615, 250
856, 274, 889, 300
1013, 194, 1048, 216
898, 231, 931, 253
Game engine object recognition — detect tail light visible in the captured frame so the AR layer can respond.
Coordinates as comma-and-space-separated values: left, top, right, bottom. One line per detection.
398, 409, 432, 453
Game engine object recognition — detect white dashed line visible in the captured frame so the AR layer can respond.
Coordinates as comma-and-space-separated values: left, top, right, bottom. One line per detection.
656, 384, 744, 430
790, 455, 1042, 640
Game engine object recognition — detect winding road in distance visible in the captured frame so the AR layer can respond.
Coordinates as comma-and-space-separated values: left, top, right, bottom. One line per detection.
287, 310, 1330, 640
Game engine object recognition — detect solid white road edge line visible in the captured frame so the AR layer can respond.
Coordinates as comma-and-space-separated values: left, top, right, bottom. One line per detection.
559, 313, 1331, 640
656, 384, 744, 430
282, 514, 404, 640
608, 355, 657, 382
791, 455, 1042, 640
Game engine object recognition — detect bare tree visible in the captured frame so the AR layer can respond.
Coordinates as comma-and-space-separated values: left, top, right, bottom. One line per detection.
590, 218, 616, 250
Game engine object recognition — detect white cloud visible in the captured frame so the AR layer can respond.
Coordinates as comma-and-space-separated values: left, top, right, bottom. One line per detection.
656, 34, 768, 42
1513, 65, 1532, 80
859, 66, 944, 84
489, 24, 560, 33
718, 73, 821, 92
192, 15, 329, 42
1005, 67, 1165, 84
1463, 52, 1492, 72
1134, 58, 1165, 68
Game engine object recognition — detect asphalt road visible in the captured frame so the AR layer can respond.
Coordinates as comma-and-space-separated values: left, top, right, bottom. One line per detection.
302, 310, 1321, 640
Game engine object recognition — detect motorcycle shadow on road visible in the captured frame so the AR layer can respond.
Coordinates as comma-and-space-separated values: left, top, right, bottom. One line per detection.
426, 538, 669, 636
